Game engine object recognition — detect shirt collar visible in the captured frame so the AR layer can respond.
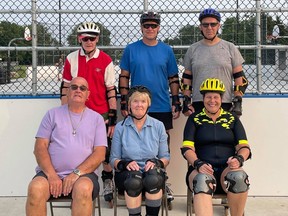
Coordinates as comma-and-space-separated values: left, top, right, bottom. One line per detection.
79, 48, 100, 58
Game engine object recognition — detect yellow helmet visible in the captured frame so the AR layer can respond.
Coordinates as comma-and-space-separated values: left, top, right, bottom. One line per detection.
200, 78, 226, 95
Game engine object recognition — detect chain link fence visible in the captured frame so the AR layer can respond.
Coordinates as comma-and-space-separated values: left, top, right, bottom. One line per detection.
0, 0, 287, 96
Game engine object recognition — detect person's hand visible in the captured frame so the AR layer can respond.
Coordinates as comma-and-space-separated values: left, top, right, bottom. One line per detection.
144, 160, 156, 171
47, 174, 63, 198
194, 159, 214, 175
121, 110, 128, 118
144, 159, 164, 171
107, 125, 115, 138
172, 105, 180, 119
183, 104, 194, 116
62, 173, 79, 196
227, 156, 243, 169
126, 161, 140, 171
198, 163, 214, 175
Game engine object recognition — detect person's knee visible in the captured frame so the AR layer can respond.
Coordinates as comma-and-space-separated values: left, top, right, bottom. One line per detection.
193, 173, 216, 195
124, 171, 143, 197
73, 178, 94, 199
28, 177, 49, 198
143, 168, 164, 194
225, 170, 250, 193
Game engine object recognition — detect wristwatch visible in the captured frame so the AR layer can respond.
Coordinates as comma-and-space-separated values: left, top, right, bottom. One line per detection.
73, 169, 81, 176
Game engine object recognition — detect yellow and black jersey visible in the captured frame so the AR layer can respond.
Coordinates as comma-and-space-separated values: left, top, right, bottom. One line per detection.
183, 108, 248, 167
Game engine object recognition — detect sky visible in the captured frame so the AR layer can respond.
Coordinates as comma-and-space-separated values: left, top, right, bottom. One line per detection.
0, 0, 288, 46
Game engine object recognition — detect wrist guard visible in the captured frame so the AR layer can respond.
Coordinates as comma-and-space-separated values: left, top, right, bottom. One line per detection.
146, 158, 164, 168
120, 95, 128, 111
233, 155, 244, 167
108, 109, 117, 126
117, 160, 132, 171
172, 95, 182, 112
193, 159, 206, 172
230, 96, 242, 116
182, 95, 192, 114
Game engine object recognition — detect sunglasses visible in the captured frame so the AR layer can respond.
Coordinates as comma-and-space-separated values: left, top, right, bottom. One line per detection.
142, 23, 159, 29
201, 22, 219, 28
82, 37, 97, 42
70, 84, 88, 92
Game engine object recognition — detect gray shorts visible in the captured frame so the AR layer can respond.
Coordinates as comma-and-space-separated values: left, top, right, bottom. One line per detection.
34, 171, 99, 200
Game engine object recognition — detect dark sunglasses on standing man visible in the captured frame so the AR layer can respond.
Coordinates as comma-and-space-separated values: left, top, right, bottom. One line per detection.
81, 37, 97, 42
201, 22, 219, 28
142, 23, 159, 29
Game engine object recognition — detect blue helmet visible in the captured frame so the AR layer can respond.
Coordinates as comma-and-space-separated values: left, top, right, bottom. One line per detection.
199, 8, 221, 22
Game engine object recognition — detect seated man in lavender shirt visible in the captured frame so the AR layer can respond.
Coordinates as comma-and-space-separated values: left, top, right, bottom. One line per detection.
25, 77, 107, 216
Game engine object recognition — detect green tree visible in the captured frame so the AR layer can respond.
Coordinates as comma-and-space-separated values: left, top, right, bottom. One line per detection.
163, 24, 201, 62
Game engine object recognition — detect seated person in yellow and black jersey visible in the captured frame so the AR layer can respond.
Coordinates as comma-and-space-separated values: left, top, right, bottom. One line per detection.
181, 78, 252, 216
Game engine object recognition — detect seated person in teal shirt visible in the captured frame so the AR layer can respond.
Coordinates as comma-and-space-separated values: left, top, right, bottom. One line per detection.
110, 86, 170, 216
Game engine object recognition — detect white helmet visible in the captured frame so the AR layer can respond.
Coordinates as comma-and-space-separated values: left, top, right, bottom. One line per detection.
77, 22, 100, 35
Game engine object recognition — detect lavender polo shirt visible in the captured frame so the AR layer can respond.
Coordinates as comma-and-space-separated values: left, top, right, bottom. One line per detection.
35, 104, 107, 179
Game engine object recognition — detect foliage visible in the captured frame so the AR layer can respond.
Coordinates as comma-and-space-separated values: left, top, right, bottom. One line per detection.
163, 14, 288, 65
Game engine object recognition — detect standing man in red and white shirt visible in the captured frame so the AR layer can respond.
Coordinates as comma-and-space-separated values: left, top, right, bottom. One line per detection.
61, 21, 117, 206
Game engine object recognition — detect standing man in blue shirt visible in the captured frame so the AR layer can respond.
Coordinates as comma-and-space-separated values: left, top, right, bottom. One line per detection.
119, 11, 181, 209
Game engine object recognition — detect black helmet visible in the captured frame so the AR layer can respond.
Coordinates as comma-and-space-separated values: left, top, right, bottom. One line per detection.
140, 11, 161, 24
199, 8, 221, 22
127, 85, 152, 101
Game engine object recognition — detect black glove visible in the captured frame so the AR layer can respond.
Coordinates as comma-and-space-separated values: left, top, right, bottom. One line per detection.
117, 160, 132, 171
171, 95, 182, 112
108, 109, 117, 126
232, 155, 244, 167
120, 95, 128, 111
193, 159, 206, 172
230, 96, 242, 116
146, 158, 164, 169
182, 95, 192, 114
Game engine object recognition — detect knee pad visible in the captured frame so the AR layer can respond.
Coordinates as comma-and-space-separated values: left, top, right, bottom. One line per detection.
124, 171, 143, 197
143, 168, 164, 194
193, 173, 216, 195
225, 170, 250, 193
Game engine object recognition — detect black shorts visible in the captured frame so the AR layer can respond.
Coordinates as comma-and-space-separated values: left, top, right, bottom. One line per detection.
34, 171, 100, 200
148, 112, 173, 130
186, 165, 226, 194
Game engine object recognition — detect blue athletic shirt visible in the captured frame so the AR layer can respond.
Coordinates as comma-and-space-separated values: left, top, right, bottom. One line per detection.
120, 40, 179, 112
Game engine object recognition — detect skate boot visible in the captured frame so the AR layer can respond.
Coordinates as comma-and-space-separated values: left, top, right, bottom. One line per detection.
103, 179, 114, 208
166, 183, 174, 210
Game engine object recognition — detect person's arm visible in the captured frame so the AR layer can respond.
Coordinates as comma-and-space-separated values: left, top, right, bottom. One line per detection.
181, 69, 194, 116
118, 69, 130, 117
231, 63, 248, 117
74, 146, 106, 175
60, 81, 69, 105
169, 74, 181, 119
34, 137, 62, 197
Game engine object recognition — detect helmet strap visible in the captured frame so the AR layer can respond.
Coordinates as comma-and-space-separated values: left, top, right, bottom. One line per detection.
201, 31, 218, 42
81, 45, 96, 56
128, 108, 149, 121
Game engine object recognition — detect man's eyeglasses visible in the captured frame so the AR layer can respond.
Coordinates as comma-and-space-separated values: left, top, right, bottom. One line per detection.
201, 22, 219, 28
70, 84, 88, 92
142, 24, 159, 29
82, 37, 97, 42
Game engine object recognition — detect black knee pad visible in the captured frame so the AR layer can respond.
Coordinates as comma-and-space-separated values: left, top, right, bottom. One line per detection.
124, 171, 143, 197
143, 168, 165, 194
